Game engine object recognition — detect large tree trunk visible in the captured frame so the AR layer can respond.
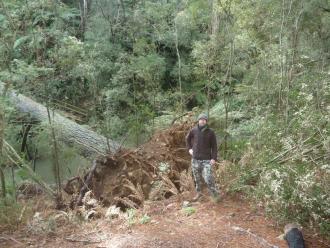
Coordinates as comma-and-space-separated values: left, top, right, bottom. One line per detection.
0, 105, 6, 197
0, 83, 119, 158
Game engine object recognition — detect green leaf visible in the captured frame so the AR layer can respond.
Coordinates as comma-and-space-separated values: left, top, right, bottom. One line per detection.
182, 207, 196, 216
139, 214, 151, 224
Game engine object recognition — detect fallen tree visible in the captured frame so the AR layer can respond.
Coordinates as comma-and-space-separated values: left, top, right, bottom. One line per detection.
0, 82, 119, 158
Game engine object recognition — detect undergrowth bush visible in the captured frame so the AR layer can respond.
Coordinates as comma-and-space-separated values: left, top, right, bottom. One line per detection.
218, 111, 330, 237
0, 197, 33, 232
255, 162, 330, 235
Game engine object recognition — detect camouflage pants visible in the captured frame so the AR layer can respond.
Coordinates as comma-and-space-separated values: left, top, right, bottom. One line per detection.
191, 159, 219, 196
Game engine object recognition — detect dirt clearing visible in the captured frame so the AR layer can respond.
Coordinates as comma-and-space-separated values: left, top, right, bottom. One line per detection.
1, 194, 329, 248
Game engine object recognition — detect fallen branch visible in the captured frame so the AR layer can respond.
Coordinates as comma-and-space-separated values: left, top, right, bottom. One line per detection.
231, 225, 279, 248
120, 148, 141, 158
18, 205, 27, 223
0, 236, 24, 246
278, 143, 323, 164
267, 122, 327, 164
267, 146, 296, 164
76, 159, 98, 206
63, 176, 82, 195
65, 237, 102, 244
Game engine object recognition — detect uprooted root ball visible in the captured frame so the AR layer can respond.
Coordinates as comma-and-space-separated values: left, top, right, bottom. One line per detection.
66, 120, 195, 210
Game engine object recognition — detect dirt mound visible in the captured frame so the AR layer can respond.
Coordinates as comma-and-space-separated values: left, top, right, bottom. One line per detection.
65, 118, 195, 209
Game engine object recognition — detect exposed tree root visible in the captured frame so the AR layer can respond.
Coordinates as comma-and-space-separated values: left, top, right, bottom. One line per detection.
65, 118, 196, 210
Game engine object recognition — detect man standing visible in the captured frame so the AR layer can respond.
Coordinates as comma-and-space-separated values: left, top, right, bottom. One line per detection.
186, 113, 220, 202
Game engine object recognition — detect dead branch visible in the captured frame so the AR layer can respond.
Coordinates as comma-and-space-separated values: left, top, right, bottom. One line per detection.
20, 124, 32, 153
63, 176, 83, 195
231, 226, 279, 248
0, 236, 24, 246
278, 143, 323, 164
65, 237, 102, 244
267, 124, 327, 164
76, 159, 98, 206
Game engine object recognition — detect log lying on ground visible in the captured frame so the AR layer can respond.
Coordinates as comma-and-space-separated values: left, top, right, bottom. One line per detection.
0, 82, 119, 158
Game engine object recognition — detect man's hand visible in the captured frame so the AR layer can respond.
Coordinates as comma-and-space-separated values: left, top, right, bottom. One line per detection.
189, 149, 193, 156
210, 159, 216, 165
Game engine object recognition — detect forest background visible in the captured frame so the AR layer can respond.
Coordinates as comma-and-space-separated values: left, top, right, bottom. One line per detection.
0, 0, 329, 237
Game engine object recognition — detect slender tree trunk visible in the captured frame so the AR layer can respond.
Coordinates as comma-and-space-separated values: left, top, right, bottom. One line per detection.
207, 81, 210, 118
316, 56, 326, 110
46, 105, 61, 198
11, 166, 16, 201
211, 0, 219, 35
0, 105, 6, 198
132, 76, 140, 147
95, 0, 115, 41
174, 18, 183, 113
0, 168, 5, 198
279, 0, 286, 112
119, 0, 126, 21
0, 0, 17, 71
20, 124, 32, 153
0, 105, 4, 155
79, 0, 88, 40
285, 6, 303, 125
33, 148, 37, 172
223, 41, 234, 158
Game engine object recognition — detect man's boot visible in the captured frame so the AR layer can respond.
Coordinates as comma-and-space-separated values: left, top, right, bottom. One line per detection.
192, 192, 202, 202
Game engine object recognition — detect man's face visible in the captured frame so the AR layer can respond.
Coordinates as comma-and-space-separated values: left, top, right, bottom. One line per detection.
198, 118, 207, 126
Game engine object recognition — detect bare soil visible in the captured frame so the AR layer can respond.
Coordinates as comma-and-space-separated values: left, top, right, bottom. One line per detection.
1, 118, 329, 248
1, 194, 329, 248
